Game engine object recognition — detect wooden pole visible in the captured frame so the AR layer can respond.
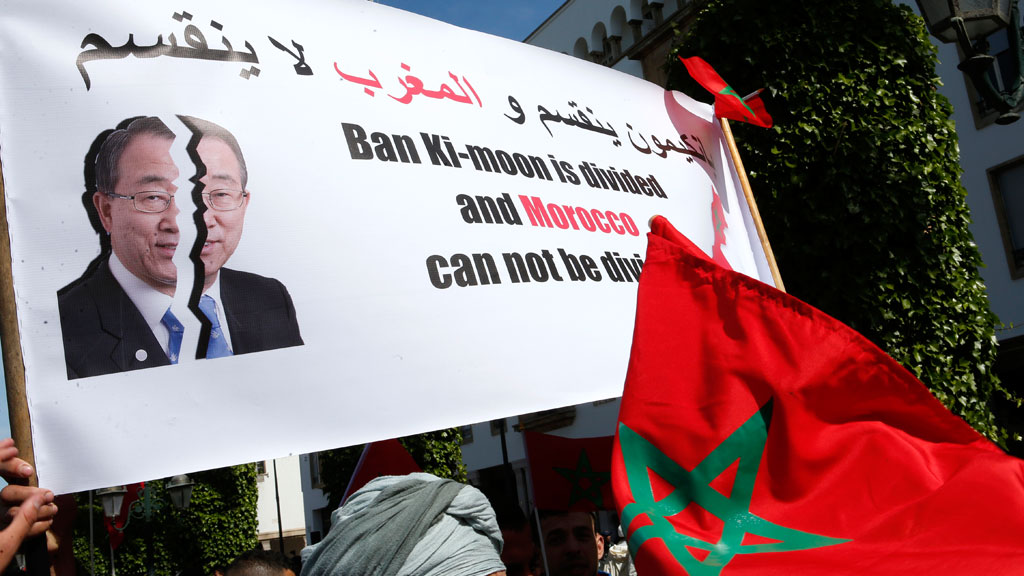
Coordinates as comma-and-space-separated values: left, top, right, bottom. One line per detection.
0, 162, 51, 576
0, 160, 35, 469
719, 118, 786, 292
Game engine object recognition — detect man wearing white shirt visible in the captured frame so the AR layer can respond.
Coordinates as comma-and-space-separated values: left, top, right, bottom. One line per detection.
58, 116, 302, 379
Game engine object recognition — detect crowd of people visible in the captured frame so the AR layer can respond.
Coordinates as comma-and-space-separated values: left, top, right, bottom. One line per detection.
0, 437, 635, 576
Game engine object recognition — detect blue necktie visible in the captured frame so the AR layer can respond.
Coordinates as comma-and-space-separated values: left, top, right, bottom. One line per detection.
161, 308, 184, 364
199, 294, 233, 359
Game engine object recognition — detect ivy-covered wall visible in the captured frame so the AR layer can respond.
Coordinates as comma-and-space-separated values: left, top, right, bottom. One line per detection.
73, 464, 259, 576
667, 0, 1017, 443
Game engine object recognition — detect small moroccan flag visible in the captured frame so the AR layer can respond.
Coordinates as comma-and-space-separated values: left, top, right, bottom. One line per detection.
342, 439, 421, 503
679, 56, 773, 128
524, 431, 614, 512
612, 216, 1024, 575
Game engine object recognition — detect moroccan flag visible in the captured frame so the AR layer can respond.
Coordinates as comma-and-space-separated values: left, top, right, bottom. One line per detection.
679, 56, 773, 128
612, 216, 1024, 575
341, 439, 421, 503
104, 482, 143, 550
524, 431, 614, 512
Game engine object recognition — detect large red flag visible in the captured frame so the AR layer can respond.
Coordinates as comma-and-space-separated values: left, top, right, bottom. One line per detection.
341, 439, 421, 503
612, 216, 1024, 575
524, 431, 614, 512
679, 56, 773, 128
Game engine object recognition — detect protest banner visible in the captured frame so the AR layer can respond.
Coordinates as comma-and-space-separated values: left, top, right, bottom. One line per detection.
0, 0, 777, 493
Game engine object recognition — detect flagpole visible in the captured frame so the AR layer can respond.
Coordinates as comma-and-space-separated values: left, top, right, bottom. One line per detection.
718, 117, 786, 292
520, 431, 552, 576
532, 509, 551, 576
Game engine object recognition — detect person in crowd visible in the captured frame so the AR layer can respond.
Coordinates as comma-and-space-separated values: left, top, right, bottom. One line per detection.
493, 501, 539, 576
0, 438, 57, 573
301, 473, 506, 576
538, 511, 606, 576
597, 527, 635, 576
225, 548, 296, 576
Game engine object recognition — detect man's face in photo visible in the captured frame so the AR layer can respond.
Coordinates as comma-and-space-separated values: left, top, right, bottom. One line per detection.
196, 136, 248, 288
540, 512, 600, 576
94, 133, 180, 295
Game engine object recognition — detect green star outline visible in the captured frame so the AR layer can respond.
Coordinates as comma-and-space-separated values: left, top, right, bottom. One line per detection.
554, 448, 611, 509
619, 400, 849, 575
718, 85, 756, 119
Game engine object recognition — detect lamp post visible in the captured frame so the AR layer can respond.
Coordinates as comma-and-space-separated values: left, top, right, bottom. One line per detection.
95, 475, 195, 576
915, 0, 1024, 124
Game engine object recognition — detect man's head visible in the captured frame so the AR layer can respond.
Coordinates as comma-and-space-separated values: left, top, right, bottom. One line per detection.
224, 549, 295, 576
495, 502, 538, 576
301, 473, 507, 576
93, 117, 180, 295
92, 115, 251, 294
539, 511, 602, 576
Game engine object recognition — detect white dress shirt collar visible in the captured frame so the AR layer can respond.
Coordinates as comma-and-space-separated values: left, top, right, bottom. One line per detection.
108, 253, 174, 355
109, 255, 233, 355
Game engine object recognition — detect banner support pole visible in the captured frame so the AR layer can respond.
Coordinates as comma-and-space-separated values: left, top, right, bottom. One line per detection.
1, 165, 51, 576
0, 165, 35, 466
719, 118, 786, 292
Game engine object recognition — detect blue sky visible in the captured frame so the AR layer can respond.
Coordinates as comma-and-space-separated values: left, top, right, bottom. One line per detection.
376, 0, 567, 41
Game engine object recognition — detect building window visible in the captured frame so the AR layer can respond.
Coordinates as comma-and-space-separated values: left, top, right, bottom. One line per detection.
989, 156, 1024, 278
460, 425, 474, 445
255, 461, 267, 475
490, 418, 507, 436
309, 452, 323, 488
515, 406, 577, 433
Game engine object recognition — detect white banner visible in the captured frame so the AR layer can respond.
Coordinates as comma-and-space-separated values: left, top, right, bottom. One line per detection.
0, 0, 774, 493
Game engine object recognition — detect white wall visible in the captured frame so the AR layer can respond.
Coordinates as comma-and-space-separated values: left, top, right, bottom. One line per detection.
898, 0, 1024, 340
256, 456, 307, 540
525, 0, 677, 78
299, 452, 329, 544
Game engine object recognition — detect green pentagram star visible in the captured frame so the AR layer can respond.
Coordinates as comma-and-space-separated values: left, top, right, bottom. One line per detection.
554, 448, 611, 509
619, 400, 849, 575
718, 85, 756, 119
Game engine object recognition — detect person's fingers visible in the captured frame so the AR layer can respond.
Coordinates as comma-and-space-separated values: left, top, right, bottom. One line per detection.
0, 439, 33, 482
1, 488, 56, 535
0, 455, 34, 482
0, 447, 19, 470
0, 489, 50, 572
0, 485, 42, 505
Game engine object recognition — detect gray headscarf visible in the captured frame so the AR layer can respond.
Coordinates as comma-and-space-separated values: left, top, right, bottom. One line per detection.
301, 473, 505, 576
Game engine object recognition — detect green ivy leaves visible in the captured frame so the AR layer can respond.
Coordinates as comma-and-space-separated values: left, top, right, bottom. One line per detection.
667, 0, 1017, 443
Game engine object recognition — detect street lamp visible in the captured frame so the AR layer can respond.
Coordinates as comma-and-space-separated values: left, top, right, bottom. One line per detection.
95, 475, 195, 576
94, 486, 127, 520
95, 476, 195, 529
915, 0, 1024, 124
165, 475, 194, 510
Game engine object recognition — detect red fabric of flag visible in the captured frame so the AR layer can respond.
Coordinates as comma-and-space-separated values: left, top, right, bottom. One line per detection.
612, 216, 1024, 575
680, 56, 773, 128
342, 439, 421, 504
524, 431, 614, 512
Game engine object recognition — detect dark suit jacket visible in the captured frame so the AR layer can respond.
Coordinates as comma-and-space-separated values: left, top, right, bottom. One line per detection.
58, 260, 303, 379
